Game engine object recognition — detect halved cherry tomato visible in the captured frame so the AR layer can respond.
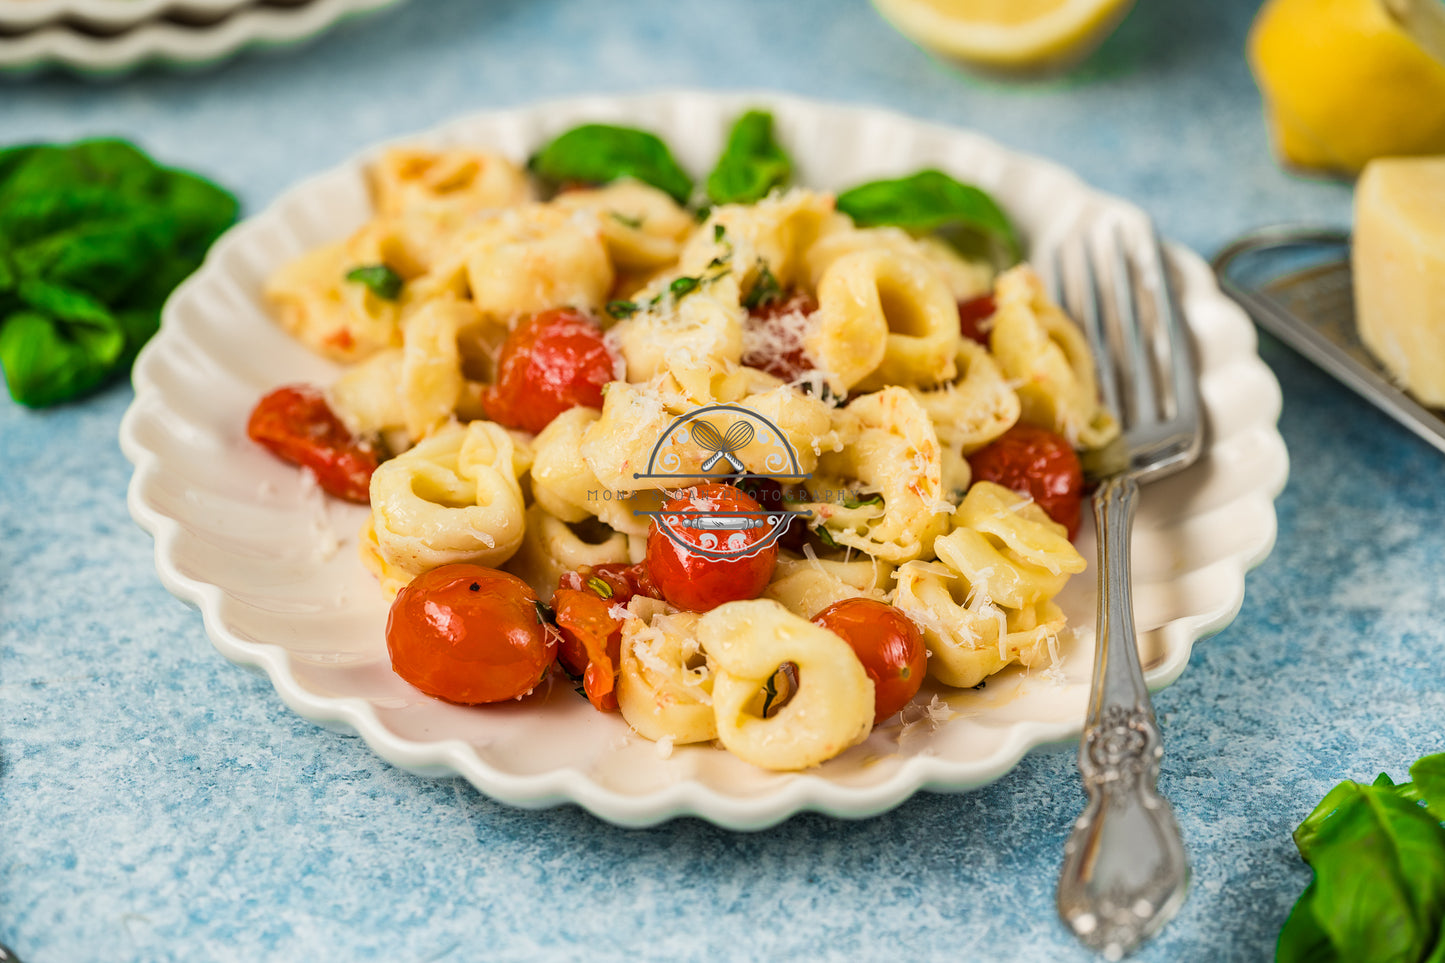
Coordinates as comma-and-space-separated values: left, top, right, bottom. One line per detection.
741, 291, 818, 382
386, 564, 556, 704
482, 307, 619, 434
813, 597, 926, 725
552, 588, 624, 712
957, 293, 997, 346
558, 561, 661, 609
247, 384, 379, 503
551, 562, 663, 712
966, 423, 1085, 539
645, 483, 778, 612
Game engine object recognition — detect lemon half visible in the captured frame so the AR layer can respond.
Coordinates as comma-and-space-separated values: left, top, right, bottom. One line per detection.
1249, 0, 1445, 175
870, 0, 1137, 74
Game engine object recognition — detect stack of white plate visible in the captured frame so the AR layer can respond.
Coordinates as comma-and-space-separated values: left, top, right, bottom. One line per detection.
0, 0, 408, 75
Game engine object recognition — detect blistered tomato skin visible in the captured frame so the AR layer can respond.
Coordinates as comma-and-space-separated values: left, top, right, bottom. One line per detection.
386, 565, 556, 705
246, 384, 379, 503
813, 598, 927, 725
957, 293, 997, 346
482, 307, 619, 434
966, 423, 1085, 539
645, 483, 779, 612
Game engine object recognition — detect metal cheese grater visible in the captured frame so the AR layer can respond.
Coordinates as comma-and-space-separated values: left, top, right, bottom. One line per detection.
1213, 226, 1445, 456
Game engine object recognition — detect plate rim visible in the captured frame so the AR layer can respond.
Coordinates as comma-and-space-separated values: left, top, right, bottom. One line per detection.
118, 88, 1289, 829
0, 0, 252, 31
0, 0, 409, 75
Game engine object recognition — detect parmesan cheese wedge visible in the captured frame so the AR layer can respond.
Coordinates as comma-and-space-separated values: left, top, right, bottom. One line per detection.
1353, 157, 1445, 407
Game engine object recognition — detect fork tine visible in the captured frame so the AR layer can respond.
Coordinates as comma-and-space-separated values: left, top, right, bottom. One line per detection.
1047, 242, 1067, 307
1149, 222, 1199, 429
1075, 236, 1121, 427
1108, 222, 1158, 428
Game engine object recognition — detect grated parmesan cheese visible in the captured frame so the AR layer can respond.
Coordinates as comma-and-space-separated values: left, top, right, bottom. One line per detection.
741, 303, 816, 371
1040, 628, 1067, 685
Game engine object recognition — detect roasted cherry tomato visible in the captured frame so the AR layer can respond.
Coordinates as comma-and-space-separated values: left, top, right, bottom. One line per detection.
558, 561, 661, 608
967, 423, 1085, 539
386, 565, 556, 704
247, 384, 379, 503
552, 588, 623, 712
741, 291, 818, 382
645, 483, 779, 612
482, 307, 619, 434
957, 293, 997, 346
813, 597, 927, 725
551, 561, 664, 712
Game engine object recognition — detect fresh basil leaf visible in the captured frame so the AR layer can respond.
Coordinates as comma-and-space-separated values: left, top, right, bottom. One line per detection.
1411, 755, 1445, 823
150, 168, 240, 255
1294, 781, 1365, 861
836, 169, 1022, 265
1291, 781, 1445, 962
706, 110, 791, 205
0, 304, 124, 408
0, 139, 237, 407
843, 493, 884, 510
1277, 882, 1340, 963
529, 124, 693, 204
345, 265, 403, 301
0, 145, 43, 193
814, 525, 839, 549
7, 196, 175, 303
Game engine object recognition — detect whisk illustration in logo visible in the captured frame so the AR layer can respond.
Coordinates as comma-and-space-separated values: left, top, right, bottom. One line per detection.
633, 404, 812, 561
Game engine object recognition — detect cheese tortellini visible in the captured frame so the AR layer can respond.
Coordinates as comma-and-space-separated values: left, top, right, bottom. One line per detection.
617, 602, 716, 745
260, 138, 1116, 773
700, 600, 874, 771
990, 265, 1120, 449
368, 421, 528, 586
893, 483, 1085, 688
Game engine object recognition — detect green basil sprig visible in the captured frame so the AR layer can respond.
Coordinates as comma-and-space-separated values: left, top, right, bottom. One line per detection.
528, 124, 693, 204
836, 169, 1022, 266
0, 139, 238, 408
706, 110, 792, 205
1278, 753, 1445, 962
345, 264, 403, 301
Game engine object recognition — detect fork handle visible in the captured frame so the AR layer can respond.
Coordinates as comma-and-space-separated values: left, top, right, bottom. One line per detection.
1057, 475, 1190, 958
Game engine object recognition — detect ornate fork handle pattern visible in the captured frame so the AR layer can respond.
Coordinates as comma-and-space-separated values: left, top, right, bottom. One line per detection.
1057, 475, 1189, 960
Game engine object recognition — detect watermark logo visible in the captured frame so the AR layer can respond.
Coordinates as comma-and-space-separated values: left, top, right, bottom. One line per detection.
631, 404, 811, 560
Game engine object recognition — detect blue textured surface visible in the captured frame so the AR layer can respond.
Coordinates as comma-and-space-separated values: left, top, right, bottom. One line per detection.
3, 1, 1444, 960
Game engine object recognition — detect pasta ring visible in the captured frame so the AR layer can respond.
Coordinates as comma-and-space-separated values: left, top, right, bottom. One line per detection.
698, 599, 874, 771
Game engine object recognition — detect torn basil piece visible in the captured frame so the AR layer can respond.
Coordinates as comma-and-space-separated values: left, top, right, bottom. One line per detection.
836, 169, 1022, 265
528, 124, 694, 204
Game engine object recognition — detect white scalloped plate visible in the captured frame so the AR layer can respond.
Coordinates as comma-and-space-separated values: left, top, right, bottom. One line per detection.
0, 0, 250, 31
119, 91, 1288, 829
0, 0, 408, 75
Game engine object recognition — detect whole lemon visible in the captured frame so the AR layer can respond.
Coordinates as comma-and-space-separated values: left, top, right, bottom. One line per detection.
1249, 0, 1445, 176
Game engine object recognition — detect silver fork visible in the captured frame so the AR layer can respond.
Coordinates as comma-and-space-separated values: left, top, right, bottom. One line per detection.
1050, 219, 1201, 960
